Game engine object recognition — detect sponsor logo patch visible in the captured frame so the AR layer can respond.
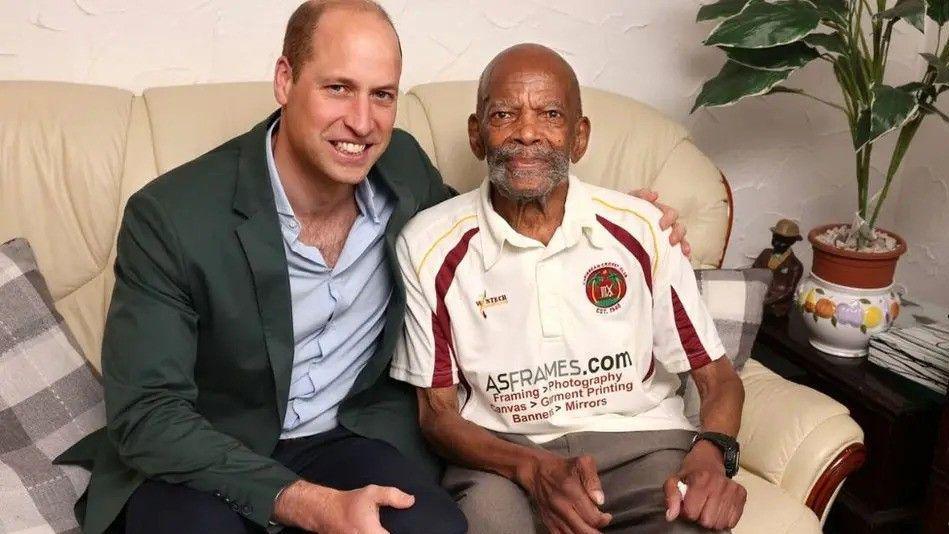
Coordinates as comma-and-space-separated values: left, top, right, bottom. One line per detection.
584, 263, 627, 313
475, 291, 508, 318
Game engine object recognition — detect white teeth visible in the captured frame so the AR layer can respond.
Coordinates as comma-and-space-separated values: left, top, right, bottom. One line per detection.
334, 142, 366, 155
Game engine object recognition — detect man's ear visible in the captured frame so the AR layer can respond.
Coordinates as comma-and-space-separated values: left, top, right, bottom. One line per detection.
273, 56, 293, 107
570, 116, 591, 163
468, 114, 486, 160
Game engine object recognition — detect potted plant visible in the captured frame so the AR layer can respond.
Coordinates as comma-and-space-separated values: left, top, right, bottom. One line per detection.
692, 0, 948, 356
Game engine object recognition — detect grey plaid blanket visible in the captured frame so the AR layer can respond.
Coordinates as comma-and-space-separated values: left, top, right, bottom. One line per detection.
1, 238, 104, 533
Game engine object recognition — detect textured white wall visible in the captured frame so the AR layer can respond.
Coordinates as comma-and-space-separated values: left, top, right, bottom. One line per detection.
2, 0, 947, 304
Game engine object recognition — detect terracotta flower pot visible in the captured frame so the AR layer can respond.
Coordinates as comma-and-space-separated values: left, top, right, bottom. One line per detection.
795, 224, 907, 358
807, 223, 907, 288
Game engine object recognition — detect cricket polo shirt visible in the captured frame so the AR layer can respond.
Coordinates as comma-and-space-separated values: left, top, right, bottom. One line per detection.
391, 175, 726, 443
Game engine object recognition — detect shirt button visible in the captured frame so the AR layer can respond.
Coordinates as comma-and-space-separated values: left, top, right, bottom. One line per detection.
288, 220, 298, 229
213, 490, 223, 499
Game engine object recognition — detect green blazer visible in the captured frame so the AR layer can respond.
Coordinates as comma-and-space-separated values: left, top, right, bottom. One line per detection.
57, 111, 454, 533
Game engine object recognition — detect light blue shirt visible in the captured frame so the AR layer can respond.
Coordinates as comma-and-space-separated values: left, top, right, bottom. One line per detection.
266, 120, 394, 439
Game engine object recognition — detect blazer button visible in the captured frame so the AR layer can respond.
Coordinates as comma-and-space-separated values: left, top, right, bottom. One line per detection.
242, 504, 253, 515
230, 502, 240, 512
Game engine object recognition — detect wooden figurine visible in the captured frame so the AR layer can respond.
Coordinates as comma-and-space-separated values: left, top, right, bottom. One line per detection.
753, 219, 804, 317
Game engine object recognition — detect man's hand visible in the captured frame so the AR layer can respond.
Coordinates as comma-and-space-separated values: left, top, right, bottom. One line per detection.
631, 189, 691, 258
516, 451, 612, 534
272, 479, 415, 534
663, 441, 746, 530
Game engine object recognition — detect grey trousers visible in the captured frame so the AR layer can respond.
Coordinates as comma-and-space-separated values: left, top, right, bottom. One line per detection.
443, 429, 730, 534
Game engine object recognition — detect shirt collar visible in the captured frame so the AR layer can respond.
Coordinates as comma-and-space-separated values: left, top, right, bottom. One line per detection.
266, 119, 294, 219
477, 174, 607, 271
265, 118, 381, 223
354, 174, 383, 223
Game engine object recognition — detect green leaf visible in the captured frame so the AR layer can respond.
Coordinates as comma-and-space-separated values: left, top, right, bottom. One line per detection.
921, 53, 949, 84
831, 316, 838, 327
724, 41, 820, 70
897, 81, 928, 96
853, 85, 920, 150
803, 32, 849, 55
877, 0, 927, 33
692, 61, 794, 112
698, 0, 751, 21
812, 0, 850, 26
816, 287, 825, 294
860, 298, 871, 304
928, 0, 949, 24
705, 0, 822, 49
920, 102, 949, 122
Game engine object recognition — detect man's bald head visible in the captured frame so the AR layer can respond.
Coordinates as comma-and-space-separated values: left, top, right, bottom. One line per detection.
476, 43, 582, 119
282, 0, 400, 80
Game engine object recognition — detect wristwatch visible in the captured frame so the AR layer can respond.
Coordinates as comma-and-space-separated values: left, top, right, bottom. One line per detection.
690, 431, 740, 478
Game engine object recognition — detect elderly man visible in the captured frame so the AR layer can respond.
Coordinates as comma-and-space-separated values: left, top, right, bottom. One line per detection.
392, 44, 747, 534
58, 2, 691, 534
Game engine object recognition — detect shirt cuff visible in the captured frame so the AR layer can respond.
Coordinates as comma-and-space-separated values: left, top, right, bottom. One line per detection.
267, 481, 297, 532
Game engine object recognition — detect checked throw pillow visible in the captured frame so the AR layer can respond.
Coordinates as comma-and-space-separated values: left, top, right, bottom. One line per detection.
680, 267, 772, 427
0, 238, 104, 533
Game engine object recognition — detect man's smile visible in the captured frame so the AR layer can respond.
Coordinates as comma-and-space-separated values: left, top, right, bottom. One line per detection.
330, 140, 369, 155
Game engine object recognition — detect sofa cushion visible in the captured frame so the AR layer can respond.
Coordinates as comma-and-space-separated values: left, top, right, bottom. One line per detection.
0, 81, 144, 371
733, 469, 821, 534
0, 238, 104, 533
681, 268, 772, 425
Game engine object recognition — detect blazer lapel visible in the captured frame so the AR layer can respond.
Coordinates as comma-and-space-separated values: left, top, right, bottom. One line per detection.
233, 111, 295, 421
376, 162, 419, 279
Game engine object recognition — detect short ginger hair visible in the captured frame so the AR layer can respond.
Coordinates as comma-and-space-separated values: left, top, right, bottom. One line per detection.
281, 0, 400, 80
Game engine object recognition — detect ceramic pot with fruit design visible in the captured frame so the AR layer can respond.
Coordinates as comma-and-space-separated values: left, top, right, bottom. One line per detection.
795, 275, 900, 357
795, 224, 906, 357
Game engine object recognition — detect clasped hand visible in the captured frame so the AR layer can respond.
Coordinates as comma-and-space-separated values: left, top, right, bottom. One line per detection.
663, 442, 746, 531
517, 451, 612, 534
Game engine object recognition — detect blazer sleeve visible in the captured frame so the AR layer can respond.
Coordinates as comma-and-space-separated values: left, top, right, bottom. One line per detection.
102, 190, 299, 528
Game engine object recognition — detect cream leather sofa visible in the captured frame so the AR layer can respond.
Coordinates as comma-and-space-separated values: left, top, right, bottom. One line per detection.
0, 80, 864, 533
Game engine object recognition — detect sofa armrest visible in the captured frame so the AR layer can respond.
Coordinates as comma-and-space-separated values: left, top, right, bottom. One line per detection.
737, 359, 866, 521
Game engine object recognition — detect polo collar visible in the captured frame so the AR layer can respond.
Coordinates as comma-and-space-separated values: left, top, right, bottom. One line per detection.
477, 175, 607, 271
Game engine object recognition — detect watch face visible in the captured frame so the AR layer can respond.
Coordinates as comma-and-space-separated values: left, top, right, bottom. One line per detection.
727, 447, 740, 478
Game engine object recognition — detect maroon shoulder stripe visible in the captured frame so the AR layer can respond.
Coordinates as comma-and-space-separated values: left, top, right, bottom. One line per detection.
431, 227, 480, 387
671, 287, 712, 369
595, 215, 652, 293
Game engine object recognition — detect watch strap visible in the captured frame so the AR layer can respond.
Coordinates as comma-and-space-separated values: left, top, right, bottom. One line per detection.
691, 431, 740, 478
